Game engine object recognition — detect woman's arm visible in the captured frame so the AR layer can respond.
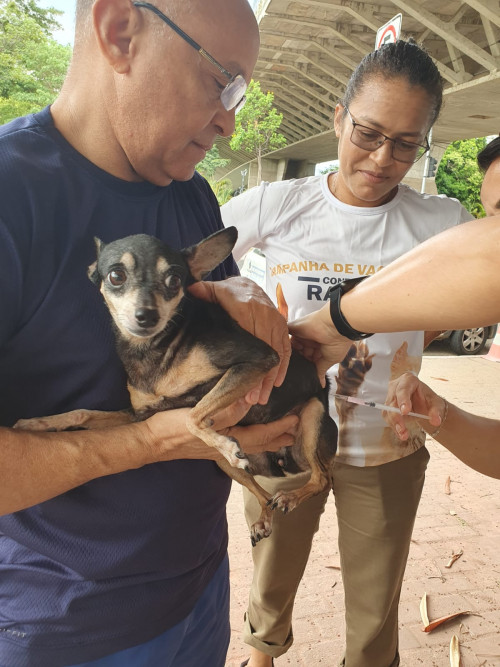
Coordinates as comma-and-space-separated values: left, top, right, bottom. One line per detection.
340, 216, 500, 333
288, 215, 500, 377
384, 371, 500, 479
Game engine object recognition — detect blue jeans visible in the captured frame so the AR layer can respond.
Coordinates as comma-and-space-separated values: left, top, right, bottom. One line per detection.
72, 555, 230, 667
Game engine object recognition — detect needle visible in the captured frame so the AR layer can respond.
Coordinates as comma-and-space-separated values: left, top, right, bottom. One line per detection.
334, 394, 430, 420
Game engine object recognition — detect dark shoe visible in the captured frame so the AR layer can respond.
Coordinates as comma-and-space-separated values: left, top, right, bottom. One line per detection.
240, 660, 274, 667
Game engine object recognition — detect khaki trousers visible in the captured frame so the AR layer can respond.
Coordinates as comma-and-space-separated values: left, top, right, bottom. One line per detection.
242, 446, 429, 667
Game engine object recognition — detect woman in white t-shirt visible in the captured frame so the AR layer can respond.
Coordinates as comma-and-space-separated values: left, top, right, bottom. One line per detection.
221, 39, 471, 667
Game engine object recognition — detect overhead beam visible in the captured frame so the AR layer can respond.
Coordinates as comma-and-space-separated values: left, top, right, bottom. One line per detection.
258, 45, 349, 86
263, 84, 331, 131
260, 28, 360, 70
292, 61, 343, 97
257, 54, 342, 97
293, 0, 381, 32
278, 121, 304, 143
263, 73, 334, 117
389, 0, 499, 71
461, 0, 500, 29
279, 116, 311, 140
480, 15, 500, 56
256, 55, 337, 104
264, 12, 372, 57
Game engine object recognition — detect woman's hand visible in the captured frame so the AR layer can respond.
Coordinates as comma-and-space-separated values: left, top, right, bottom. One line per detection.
189, 278, 291, 404
288, 306, 351, 384
384, 371, 445, 440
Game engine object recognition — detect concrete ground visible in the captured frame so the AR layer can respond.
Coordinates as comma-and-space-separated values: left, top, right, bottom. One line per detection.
225, 351, 500, 667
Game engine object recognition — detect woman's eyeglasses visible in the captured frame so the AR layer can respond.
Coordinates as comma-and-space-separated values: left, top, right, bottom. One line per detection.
345, 108, 429, 163
133, 2, 247, 113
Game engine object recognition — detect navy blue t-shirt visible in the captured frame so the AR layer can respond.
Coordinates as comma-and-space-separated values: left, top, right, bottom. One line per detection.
0, 107, 235, 666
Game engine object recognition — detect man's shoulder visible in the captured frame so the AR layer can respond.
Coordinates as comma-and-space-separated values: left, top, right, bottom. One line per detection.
0, 110, 47, 149
0, 110, 54, 183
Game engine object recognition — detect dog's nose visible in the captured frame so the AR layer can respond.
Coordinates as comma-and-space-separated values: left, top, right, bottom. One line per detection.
135, 308, 159, 328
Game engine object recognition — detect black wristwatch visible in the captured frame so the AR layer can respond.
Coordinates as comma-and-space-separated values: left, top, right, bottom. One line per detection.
328, 277, 374, 341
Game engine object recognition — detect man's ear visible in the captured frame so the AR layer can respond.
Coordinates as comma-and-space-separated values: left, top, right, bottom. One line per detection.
92, 0, 140, 74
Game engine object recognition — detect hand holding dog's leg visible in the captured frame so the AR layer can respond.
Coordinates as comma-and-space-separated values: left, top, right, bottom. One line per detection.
189, 277, 291, 403
144, 407, 298, 463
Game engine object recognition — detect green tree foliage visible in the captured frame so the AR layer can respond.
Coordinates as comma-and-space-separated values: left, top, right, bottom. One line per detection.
7, 0, 63, 35
197, 145, 230, 182
230, 80, 287, 184
0, 0, 71, 125
211, 178, 234, 206
196, 145, 233, 206
435, 137, 487, 217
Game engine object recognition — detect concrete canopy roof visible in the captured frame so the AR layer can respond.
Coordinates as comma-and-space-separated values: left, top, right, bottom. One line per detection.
217, 0, 500, 180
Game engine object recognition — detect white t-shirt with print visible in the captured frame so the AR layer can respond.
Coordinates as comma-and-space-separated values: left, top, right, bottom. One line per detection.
222, 174, 472, 467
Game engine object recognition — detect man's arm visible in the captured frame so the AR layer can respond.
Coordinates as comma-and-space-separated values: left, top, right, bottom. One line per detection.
0, 403, 298, 516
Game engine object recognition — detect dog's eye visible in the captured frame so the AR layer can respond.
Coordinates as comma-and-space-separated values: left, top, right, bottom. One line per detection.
165, 274, 182, 290
108, 269, 127, 287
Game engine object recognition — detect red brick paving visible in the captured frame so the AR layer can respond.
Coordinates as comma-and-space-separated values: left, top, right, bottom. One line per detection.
226, 354, 500, 666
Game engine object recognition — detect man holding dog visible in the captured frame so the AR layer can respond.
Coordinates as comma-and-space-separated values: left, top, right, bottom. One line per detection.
0, 1, 296, 665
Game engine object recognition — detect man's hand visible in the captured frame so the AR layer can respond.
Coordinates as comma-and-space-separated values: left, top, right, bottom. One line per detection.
288, 306, 351, 384
384, 371, 444, 441
146, 397, 299, 462
189, 277, 291, 404
213, 398, 299, 455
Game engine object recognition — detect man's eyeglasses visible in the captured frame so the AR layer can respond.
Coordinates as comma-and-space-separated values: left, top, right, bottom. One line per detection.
345, 108, 429, 164
133, 2, 247, 113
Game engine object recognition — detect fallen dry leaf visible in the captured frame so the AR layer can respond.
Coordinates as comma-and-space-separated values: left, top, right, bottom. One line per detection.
419, 592, 473, 632
445, 550, 464, 569
423, 610, 473, 633
450, 635, 460, 667
445, 476, 451, 495
420, 592, 430, 628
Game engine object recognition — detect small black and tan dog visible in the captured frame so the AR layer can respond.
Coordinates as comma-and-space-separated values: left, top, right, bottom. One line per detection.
16, 228, 337, 544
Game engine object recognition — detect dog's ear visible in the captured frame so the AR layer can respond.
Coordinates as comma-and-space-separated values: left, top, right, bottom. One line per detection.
87, 237, 106, 285
183, 227, 238, 281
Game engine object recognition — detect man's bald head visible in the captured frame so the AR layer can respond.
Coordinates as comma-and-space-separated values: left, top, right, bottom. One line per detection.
57, 0, 259, 185
75, 0, 258, 37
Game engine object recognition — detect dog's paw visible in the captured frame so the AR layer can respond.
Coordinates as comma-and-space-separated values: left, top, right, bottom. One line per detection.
217, 435, 249, 470
250, 515, 273, 546
14, 416, 63, 431
268, 490, 300, 515
12, 408, 102, 432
